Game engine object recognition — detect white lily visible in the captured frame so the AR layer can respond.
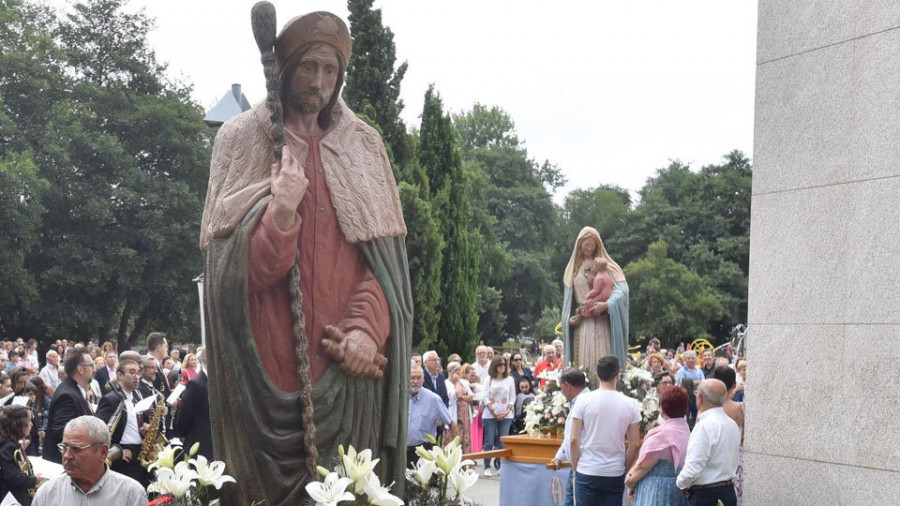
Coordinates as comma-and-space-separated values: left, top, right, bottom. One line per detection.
362, 473, 404, 506
148, 444, 180, 471
150, 465, 196, 498
341, 445, 380, 492
190, 454, 236, 489
406, 458, 436, 489
448, 467, 479, 497
305, 472, 355, 506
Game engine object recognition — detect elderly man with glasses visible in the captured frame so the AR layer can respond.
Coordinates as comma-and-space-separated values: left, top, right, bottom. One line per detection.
43, 349, 96, 463
33, 415, 147, 505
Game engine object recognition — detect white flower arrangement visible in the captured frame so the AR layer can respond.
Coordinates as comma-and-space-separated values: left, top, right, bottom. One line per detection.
406, 435, 478, 503
146, 442, 236, 506
523, 388, 568, 436
622, 365, 660, 432
305, 444, 404, 506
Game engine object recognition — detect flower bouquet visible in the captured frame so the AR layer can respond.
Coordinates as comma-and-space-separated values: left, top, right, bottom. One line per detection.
522, 381, 568, 438
405, 435, 480, 506
622, 365, 660, 433
305, 445, 404, 506
146, 443, 236, 506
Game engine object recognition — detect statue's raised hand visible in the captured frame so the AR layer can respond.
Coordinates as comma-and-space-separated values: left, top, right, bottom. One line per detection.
270, 148, 309, 230
322, 325, 388, 379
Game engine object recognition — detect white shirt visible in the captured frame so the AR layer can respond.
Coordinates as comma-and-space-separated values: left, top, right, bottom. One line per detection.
444, 379, 458, 424
24, 352, 39, 372
481, 376, 516, 420
120, 391, 142, 445
472, 361, 489, 383
570, 389, 641, 476
675, 407, 741, 490
555, 387, 589, 462
39, 363, 61, 389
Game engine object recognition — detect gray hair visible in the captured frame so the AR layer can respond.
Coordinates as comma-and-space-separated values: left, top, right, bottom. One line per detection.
45, 350, 58, 360
410, 364, 424, 375
66, 415, 110, 445
552, 339, 563, 347
698, 379, 727, 406
119, 351, 141, 363
715, 357, 730, 368
543, 345, 556, 354
446, 361, 461, 374
423, 350, 439, 362
683, 350, 697, 360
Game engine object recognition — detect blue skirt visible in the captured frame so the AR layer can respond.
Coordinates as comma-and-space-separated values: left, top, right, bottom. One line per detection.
632, 459, 688, 506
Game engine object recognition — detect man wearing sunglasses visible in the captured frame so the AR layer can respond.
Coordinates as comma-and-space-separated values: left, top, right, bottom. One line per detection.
33, 415, 147, 505
43, 349, 96, 463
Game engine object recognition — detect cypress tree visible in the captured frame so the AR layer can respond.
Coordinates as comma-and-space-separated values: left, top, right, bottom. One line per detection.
343, 0, 411, 171
418, 86, 480, 357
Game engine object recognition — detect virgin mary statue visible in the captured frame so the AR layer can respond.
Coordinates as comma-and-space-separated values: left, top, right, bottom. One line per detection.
560, 227, 629, 370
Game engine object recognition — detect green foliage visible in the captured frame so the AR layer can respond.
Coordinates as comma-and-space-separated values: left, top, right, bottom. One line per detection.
0, 0, 210, 346
398, 182, 442, 352
607, 152, 751, 338
454, 104, 562, 341
533, 306, 562, 343
417, 86, 480, 357
0, 149, 48, 317
626, 241, 724, 347
343, 0, 411, 170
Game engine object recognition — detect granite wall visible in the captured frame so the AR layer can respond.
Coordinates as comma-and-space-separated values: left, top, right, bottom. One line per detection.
746, 2, 900, 504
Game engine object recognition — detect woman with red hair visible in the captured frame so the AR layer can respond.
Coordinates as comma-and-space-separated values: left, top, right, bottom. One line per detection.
625, 386, 691, 505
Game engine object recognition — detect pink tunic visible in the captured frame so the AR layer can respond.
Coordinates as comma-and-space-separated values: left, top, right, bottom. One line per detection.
247, 133, 391, 392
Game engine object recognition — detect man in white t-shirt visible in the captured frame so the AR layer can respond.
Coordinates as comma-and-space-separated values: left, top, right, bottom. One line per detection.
569, 355, 640, 506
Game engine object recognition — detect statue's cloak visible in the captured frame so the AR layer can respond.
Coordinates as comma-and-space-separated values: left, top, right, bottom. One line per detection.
201, 101, 411, 505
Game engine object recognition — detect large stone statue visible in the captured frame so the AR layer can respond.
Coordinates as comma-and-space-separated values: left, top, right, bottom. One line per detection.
199, 10, 412, 505
561, 226, 629, 369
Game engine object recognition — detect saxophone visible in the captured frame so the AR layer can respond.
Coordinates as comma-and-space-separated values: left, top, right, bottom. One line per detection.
13, 447, 36, 498
139, 391, 168, 469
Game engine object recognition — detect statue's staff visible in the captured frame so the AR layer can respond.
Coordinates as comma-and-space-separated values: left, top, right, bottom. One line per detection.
250, 1, 284, 163
249, 0, 319, 476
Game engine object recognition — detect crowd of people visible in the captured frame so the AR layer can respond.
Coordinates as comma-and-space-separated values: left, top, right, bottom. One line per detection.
0, 333, 211, 505
407, 339, 746, 506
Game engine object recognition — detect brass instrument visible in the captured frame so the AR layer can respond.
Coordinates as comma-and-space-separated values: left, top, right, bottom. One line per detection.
104, 378, 126, 465
14, 447, 36, 498
139, 390, 168, 469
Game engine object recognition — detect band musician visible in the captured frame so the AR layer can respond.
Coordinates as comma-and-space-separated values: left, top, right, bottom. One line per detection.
95, 359, 150, 487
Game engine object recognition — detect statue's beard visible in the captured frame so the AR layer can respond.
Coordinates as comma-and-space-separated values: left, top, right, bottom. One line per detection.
286, 88, 328, 115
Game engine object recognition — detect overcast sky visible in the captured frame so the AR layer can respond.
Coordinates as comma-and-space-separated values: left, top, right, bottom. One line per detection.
50, 0, 759, 201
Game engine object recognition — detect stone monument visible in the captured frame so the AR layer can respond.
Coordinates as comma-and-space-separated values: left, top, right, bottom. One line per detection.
747, 2, 900, 503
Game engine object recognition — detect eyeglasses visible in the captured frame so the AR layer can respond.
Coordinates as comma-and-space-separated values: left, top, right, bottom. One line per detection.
512, 358, 522, 362
80, 362, 95, 369
658, 380, 674, 386
58, 442, 102, 455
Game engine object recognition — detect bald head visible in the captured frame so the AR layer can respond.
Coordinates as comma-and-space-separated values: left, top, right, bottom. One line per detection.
697, 379, 728, 408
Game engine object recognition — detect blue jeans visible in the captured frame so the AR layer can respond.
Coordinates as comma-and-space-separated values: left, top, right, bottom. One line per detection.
574, 471, 625, 506
482, 417, 512, 468
564, 469, 574, 506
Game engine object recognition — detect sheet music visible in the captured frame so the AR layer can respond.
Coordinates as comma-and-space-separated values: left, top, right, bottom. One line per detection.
0, 491, 20, 506
28, 456, 65, 479
133, 395, 157, 414
166, 383, 186, 406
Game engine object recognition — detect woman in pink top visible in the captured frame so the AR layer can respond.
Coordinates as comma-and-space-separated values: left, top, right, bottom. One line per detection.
625, 386, 691, 506
180, 354, 199, 384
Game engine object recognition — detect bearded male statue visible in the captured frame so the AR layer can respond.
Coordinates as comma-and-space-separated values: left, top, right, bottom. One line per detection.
199, 10, 411, 505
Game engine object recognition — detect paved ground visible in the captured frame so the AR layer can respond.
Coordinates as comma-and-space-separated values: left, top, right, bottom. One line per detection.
465, 463, 500, 505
